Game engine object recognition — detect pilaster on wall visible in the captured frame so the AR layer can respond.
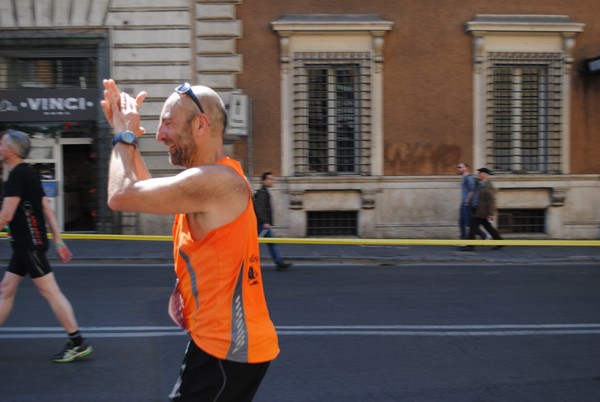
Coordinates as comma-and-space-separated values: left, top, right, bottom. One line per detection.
195, 0, 242, 98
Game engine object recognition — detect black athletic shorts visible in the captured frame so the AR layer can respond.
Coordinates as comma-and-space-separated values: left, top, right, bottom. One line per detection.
8, 250, 52, 278
169, 339, 271, 402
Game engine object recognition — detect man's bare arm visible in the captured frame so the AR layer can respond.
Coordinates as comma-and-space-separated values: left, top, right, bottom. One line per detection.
42, 197, 72, 262
108, 163, 247, 215
0, 197, 20, 229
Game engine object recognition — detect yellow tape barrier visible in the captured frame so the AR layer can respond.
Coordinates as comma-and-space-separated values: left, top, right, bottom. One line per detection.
0, 232, 597, 247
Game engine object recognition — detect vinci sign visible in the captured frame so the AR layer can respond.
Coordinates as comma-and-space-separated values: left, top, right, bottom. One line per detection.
0, 89, 97, 122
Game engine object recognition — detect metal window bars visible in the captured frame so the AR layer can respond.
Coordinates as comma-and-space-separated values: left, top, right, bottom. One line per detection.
293, 52, 372, 176
306, 210, 358, 236
0, 57, 96, 89
498, 209, 545, 233
485, 52, 564, 174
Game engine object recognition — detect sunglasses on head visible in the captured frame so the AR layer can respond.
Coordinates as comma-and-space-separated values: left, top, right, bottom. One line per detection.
175, 82, 205, 114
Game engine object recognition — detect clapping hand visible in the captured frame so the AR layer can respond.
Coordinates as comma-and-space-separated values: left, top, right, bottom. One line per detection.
101, 79, 147, 138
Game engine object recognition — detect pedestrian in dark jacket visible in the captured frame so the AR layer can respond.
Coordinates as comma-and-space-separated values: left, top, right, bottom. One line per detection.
255, 172, 292, 270
457, 162, 487, 240
461, 167, 505, 251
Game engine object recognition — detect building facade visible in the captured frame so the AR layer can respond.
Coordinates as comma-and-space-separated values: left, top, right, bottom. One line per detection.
1, 1, 599, 239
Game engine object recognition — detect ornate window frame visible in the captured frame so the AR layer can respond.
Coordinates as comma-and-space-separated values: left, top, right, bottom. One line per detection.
271, 14, 392, 176
465, 15, 584, 174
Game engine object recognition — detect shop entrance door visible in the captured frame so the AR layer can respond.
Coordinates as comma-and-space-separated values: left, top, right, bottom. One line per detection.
23, 137, 95, 232
62, 141, 95, 232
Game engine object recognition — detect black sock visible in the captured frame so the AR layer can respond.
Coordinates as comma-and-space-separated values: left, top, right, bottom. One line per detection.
68, 331, 84, 346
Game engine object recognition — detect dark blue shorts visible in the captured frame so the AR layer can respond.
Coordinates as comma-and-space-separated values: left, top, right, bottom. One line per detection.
7, 250, 52, 278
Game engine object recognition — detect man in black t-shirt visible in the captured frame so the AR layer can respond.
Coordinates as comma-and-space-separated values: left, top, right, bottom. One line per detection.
0, 129, 92, 362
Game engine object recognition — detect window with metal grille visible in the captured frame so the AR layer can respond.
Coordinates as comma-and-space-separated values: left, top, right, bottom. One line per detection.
486, 53, 564, 174
306, 211, 358, 236
497, 209, 545, 233
293, 52, 371, 176
1, 56, 96, 89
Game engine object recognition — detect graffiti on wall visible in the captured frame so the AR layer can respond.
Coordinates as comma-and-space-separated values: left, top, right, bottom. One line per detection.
384, 141, 462, 175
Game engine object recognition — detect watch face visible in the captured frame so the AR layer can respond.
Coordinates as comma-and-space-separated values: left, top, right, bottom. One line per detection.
123, 132, 136, 143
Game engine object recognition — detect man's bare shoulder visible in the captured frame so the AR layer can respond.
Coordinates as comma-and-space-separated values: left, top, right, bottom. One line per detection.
171, 164, 248, 207
181, 163, 246, 188
184, 164, 249, 237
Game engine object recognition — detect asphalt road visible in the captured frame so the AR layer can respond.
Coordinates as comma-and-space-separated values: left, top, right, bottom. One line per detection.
1, 262, 599, 402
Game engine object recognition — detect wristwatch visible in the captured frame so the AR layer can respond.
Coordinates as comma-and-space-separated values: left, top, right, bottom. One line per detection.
112, 131, 138, 147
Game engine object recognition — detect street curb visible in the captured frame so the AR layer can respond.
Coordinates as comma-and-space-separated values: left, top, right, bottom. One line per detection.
11, 255, 598, 266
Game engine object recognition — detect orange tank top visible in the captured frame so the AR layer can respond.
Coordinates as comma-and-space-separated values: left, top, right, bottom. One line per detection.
172, 157, 279, 363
